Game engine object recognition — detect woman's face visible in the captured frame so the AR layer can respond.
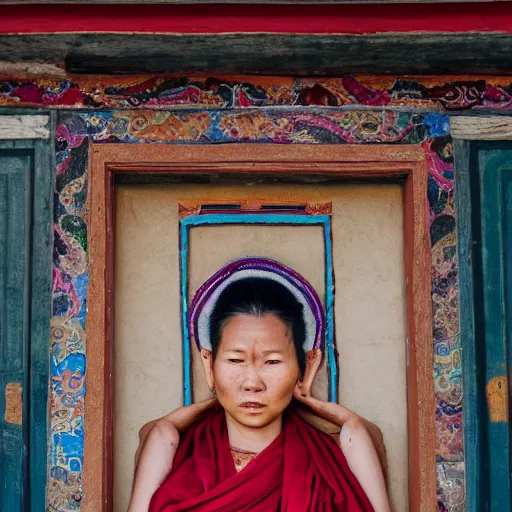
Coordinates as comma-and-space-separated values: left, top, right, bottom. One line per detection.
212, 313, 300, 429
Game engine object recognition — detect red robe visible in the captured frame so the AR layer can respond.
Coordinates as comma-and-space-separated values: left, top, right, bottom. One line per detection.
149, 405, 375, 512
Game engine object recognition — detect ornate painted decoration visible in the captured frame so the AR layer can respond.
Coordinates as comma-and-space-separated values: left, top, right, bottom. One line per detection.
2, 74, 512, 112
48, 106, 461, 511
178, 200, 332, 218
0, 71, 474, 510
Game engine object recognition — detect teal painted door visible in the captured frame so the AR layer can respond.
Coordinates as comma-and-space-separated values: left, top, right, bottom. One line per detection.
456, 142, 512, 511
0, 138, 53, 511
479, 149, 512, 511
0, 151, 31, 509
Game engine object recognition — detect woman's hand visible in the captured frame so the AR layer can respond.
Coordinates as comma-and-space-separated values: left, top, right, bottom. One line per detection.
293, 349, 325, 409
164, 396, 218, 432
293, 349, 356, 425
136, 397, 218, 464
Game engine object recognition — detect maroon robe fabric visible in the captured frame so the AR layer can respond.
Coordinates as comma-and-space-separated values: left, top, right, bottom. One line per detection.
149, 406, 375, 512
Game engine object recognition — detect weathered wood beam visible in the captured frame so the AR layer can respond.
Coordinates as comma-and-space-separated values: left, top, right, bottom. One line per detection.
451, 116, 512, 140
1, 33, 512, 76
0, 115, 50, 139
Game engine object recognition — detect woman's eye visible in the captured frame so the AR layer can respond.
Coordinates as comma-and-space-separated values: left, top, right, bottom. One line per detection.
266, 360, 281, 365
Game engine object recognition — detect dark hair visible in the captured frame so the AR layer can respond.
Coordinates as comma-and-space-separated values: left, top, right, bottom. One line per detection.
209, 277, 307, 376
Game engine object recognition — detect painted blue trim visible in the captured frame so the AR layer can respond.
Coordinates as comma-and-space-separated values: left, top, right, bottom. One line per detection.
180, 222, 192, 406
179, 212, 338, 405
180, 213, 332, 227
323, 220, 337, 403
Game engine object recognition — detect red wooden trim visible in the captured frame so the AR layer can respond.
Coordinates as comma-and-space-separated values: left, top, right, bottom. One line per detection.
85, 152, 116, 512
86, 143, 435, 512
403, 166, 436, 512
403, 175, 419, 511
2, 3, 512, 35
84, 145, 108, 512
104, 169, 115, 511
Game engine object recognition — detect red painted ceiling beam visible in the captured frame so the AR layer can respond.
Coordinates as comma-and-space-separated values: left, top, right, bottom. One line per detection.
2, 2, 512, 35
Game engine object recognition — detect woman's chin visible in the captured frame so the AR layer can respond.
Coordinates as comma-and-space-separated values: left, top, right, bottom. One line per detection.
231, 408, 281, 429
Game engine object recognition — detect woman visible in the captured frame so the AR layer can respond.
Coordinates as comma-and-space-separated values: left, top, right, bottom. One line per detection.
128, 258, 390, 512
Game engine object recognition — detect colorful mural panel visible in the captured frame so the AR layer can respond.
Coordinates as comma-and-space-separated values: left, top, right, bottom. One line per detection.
2, 74, 512, 112
50, 123, 89, 511
48, 106, 461, 511
55, 109, 427, 144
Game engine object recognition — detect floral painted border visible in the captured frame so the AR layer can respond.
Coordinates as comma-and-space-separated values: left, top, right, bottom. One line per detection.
48, 107, 461, 511
2, 74, 512, 112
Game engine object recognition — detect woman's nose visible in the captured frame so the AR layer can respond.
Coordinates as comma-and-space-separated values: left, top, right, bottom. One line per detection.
242, 366, 265, 392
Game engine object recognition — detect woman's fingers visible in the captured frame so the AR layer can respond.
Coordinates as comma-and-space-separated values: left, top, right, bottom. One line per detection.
308, 348, 323, 369
293, 381, 303, 399
301, 348, 322, 397
172, 397, 219, 430
294, 381, 315, 404
196, 396, 218, 411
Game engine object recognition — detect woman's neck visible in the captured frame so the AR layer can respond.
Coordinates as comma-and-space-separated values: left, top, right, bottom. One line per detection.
225, 412, 283, 453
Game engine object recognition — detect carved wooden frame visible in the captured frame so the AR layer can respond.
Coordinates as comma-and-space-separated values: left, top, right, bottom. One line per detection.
177, 199, 333, 217
86, 143, 435, 512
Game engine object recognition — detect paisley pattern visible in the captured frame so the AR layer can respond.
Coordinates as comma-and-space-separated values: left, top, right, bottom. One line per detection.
2, 74, 512, 111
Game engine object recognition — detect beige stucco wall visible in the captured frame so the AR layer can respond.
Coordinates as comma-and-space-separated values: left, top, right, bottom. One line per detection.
114, 183, 407, 511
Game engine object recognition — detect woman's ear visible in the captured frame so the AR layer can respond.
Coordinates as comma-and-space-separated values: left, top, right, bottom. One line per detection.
200, 348, 215, 391
300, 348, 323, 396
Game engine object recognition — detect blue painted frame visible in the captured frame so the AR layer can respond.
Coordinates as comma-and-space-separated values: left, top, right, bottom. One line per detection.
179, 213, 336, 406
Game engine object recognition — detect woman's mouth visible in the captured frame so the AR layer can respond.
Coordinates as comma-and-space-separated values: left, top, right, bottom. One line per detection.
239, 402, 266, 409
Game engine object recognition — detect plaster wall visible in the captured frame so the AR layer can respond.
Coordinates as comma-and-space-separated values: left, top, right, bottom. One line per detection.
114, 182, 406, 512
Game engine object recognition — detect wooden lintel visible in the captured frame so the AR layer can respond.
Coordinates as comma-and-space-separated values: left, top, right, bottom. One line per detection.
1, 33, 512, 76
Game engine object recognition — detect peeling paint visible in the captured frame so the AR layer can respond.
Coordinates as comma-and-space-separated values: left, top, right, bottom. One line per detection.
486, 376, 508, 423
4, 382, 23, 425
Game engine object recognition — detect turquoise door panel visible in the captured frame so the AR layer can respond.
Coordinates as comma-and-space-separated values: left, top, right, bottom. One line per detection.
479, 149, 512, 511
0, 152, 32, 510
0, 135, 53, 512
455, 142, 512, 512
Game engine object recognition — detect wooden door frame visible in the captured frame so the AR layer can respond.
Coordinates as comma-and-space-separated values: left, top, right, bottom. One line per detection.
85, 143, 436, 512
